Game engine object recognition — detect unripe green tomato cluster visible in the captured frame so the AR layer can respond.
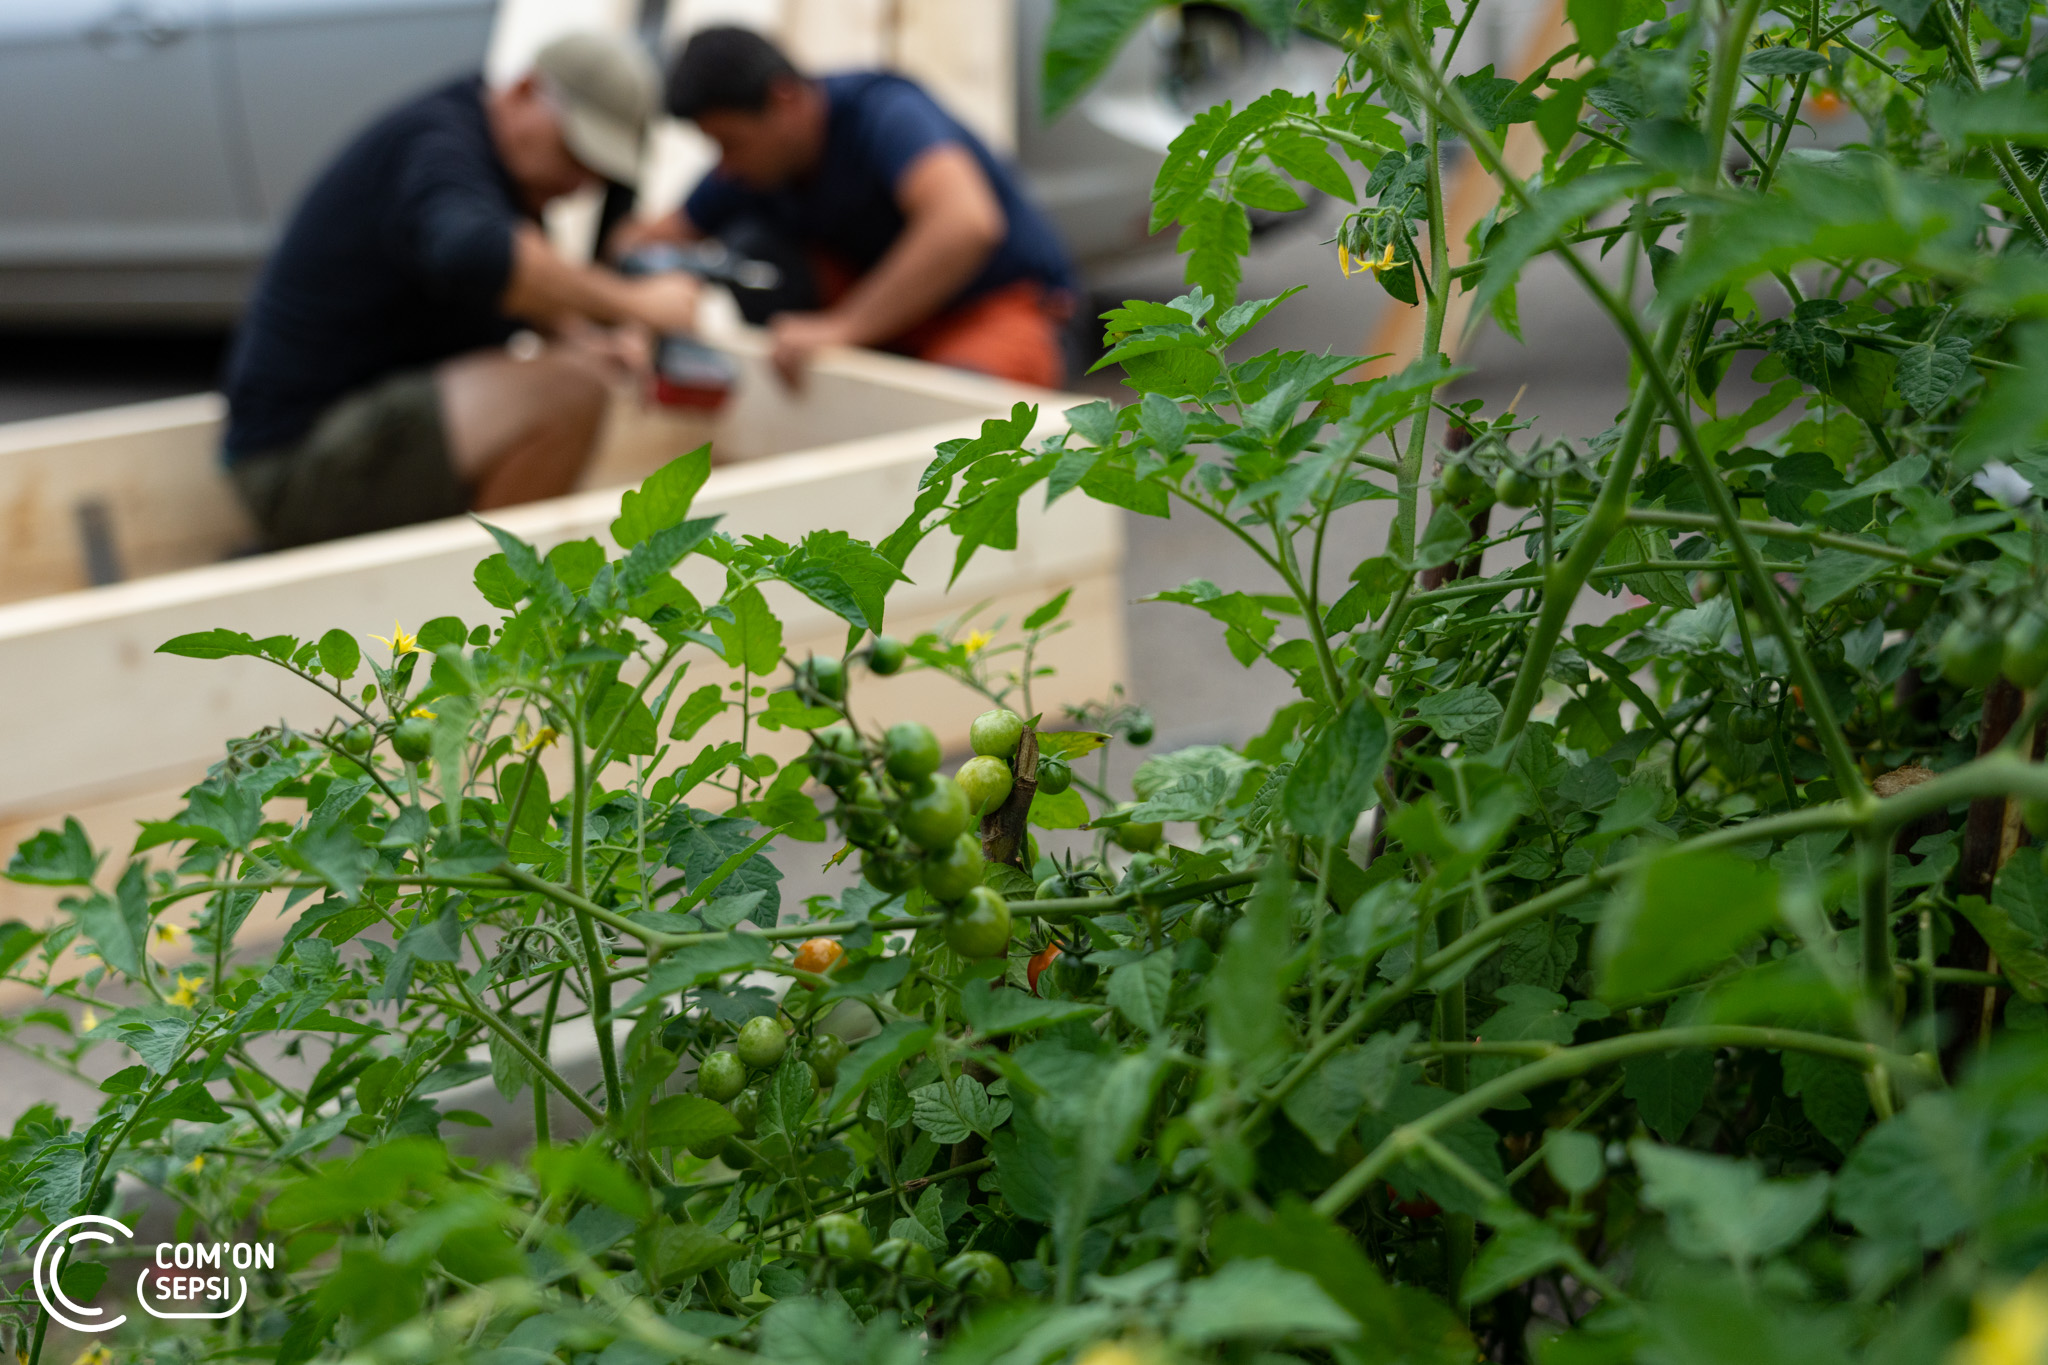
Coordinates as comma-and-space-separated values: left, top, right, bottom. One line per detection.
736, 1016, 787, 1069
696, 1050, 746, 1101
1438, 458, 1489, 502
1109, 803, 1164, 852
1036, 754, 1072, 794
804, 654, 846, 702
1728, 704, 1774, 746
946, 885, 1012, 959
867, 633, 906, 675
956, 755, 1014, 816
940, 1250, 1013, 1297
970, 708, 1025, 758
2005, 612, 2048, 689
808, 1033, 850, 1085
874, 1237, 937, 1280
392, 716, 434, 763
1940, 619, 2007, 690
1495, 466, 1539, 508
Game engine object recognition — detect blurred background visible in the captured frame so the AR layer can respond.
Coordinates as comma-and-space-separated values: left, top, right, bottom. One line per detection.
0, 0, 1599, 733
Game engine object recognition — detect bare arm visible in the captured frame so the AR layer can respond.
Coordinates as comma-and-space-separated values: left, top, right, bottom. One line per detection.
603, 208, 705, 260
501, 224, 700, 333
828, 143, 1005, 346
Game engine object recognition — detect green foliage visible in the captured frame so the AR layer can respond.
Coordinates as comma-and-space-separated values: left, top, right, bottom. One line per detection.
16, 3, 2048, 1363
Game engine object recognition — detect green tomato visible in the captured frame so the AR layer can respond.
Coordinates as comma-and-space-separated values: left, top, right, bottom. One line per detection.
940, 1250, 1013, 1298
970, 708, 1026, 758
862, 846, 921, 894
1051, 953, 1099, 995
719, 1136, 755, 1169
900, 775, 971, 851
1939, 619, 2005, 690
1190, 902, 1231, 949
1439, 458, 1488, 502
1110, 805, 1163, 852
1035, 755, 1072, 795
2025, 799, 2048, 840
836, 776, 894, 848
392, 716, 434, 763
1124, 713, 1154, 746
873, 1238, 937, 1281
2006, 612, 2048, 690
867, 634, 907, 675
686, 1125, 730, 1161
946, 886, 1012, 959
1036, 873, 1072, 900
956, 755, 1014, 817
808, 1033, 850, 1086
811, 1212, 872, 1261
697, 1050, 746, 1102
923, 833, 987, 902
883, 722, 941, 782
736, 1016, 787, 1070
1728, 705, 1774, 746
805, 655, 847, 702
1495, 466, 1539, 508
729, 1088, 760, 1138
810, 724, 864, 788
340, 722, 375, 756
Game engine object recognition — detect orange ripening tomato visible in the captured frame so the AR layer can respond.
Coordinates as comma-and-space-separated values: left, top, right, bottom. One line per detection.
1808, 89, 1844, 117
792, 937, 845, 987
1027, 942, 1061, 996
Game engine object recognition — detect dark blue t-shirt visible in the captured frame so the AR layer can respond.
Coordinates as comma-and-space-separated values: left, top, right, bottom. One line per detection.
683, 73, 1073, 312
222, 76, 525, 458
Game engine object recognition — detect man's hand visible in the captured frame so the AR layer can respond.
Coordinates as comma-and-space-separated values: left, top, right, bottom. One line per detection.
769, 311, 857, 388
605, 209, 692, 260
623, 273, 703, 334
503, 224, 702, 337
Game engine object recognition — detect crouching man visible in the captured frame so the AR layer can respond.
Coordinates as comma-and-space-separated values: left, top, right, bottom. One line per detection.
221, 32, 699, 548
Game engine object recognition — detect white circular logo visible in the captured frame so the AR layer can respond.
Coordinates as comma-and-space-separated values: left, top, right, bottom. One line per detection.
32, 1215, 133, 1334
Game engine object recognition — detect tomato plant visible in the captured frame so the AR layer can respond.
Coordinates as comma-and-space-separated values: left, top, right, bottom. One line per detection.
11, 3, 2048, 1363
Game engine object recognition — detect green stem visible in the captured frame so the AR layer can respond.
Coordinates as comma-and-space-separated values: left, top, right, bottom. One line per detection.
1314, 1026, 1934, 1217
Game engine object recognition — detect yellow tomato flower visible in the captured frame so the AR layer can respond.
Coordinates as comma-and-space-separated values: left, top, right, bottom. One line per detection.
1338, 243, 1353, 276
371, 621, 424, 656
71, 1344, 112, 1365
167, 973, 204, 1008
963, 629, 993, 655
1364, 242, 1400, 275
516, 720, 560, 753
1956, 1275, 2048, 1365
184, 1153, 205, 1176
409, 706, 437, 721
79, 1006, 99, 1034
154, 921, 182, 944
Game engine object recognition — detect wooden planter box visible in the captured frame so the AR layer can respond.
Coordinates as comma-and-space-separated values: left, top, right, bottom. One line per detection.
0, 338, 1127, 934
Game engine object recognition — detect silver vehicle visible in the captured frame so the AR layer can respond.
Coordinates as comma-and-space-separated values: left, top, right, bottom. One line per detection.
0, 0, 1307, 324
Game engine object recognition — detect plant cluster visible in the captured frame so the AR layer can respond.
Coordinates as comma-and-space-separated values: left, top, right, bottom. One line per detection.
11, 1, 2048, 1362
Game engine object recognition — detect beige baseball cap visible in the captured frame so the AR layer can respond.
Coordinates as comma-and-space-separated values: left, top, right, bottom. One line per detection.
533, 31, 659, 186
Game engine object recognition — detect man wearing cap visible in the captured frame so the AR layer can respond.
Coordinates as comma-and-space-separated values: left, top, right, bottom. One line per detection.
220, 32, 697, 549
618, 26, 1074, 390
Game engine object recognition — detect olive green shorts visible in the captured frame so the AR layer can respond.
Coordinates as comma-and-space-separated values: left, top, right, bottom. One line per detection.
230, 369, 469, 550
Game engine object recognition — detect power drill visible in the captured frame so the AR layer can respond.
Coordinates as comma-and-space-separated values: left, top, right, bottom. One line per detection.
616, 243, 782, 412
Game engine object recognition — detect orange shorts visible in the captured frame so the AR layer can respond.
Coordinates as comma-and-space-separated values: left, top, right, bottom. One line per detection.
813, 259, 1070, 389
889, 281, 1071, 389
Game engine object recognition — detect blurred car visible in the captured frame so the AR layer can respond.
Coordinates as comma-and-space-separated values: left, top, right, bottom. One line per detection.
0, 0, 1315, 325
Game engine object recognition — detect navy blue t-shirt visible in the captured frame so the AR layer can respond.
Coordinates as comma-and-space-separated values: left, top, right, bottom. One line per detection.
222, 76, 526, 458
683, 73, 1073, 312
